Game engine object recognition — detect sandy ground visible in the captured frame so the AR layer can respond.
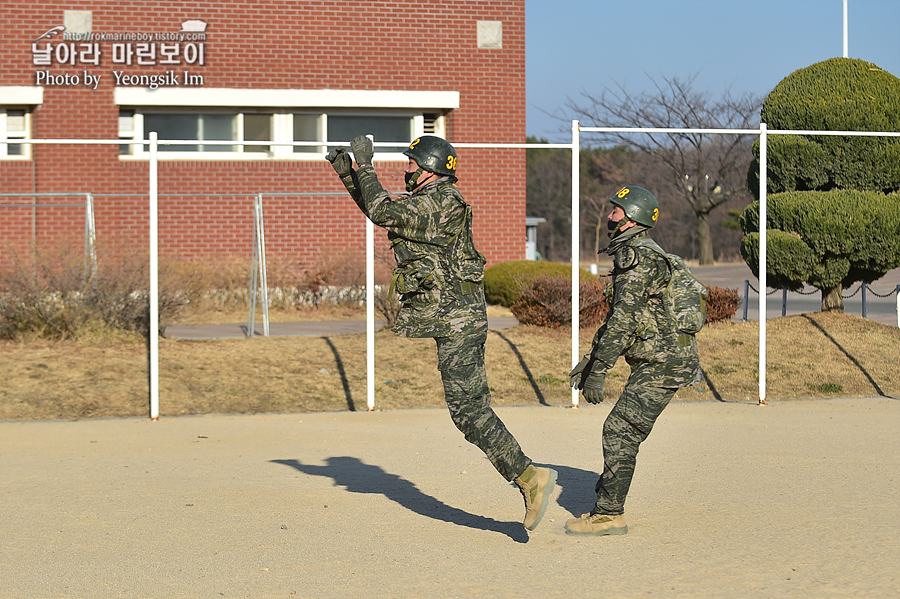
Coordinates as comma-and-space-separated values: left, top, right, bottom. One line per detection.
2, 397, 899, 599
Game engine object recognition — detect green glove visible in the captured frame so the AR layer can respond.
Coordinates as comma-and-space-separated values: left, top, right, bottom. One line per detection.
582, 372, 606, 404
570, 355, 606, 404
350, 135, 374, 166
325, 148, 352, 177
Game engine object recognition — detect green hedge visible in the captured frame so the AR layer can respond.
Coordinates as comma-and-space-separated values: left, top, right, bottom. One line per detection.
484, 260, 595, 307
747, 58, 900, 195
499, 270, 740, 328
738, 190, 900, 291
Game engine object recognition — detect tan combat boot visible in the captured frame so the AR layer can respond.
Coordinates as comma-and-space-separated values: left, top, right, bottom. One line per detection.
514, 464, 558, 531
564, 512, 628, 536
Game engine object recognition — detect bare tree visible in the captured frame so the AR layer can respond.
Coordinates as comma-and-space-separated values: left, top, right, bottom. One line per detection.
526, 139, 574, 262
566, 73, 762, 264
527, 139, 650, 263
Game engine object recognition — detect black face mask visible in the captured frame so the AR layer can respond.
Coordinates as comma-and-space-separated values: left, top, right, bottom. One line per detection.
405, 168, 424, 192
607, 217, 632, 238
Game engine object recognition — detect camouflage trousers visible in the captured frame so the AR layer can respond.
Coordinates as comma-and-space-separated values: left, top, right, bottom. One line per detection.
593, 383, 678, 515
435, 331, 530, 482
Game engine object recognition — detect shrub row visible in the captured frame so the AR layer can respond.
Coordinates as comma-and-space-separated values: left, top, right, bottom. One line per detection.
510, 275, 610, 329
0, 244, 375, 341
489, 260, 740, 329
0, 248, 188, 341
484, 260, 594, 307
705, 286, 741, 324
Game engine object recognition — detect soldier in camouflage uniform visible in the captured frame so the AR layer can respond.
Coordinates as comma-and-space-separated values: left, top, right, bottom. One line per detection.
566, 185, 701, 536
326, 135, 557, 531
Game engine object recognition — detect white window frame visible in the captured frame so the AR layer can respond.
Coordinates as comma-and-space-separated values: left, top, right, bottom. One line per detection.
1, 86, 42, 161
121, 108, 262, 159
292, 109, 442, 159
114, 88, 457, 162
118, 109, 141, 156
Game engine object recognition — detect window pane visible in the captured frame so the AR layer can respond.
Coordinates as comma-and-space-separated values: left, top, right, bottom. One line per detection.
327, 116, 411, 152
118, 109, 134, 133
293, 114, 319, 153
199, 114, 236, 152
143, 113, 236, 152
243, 114, 271, 153
3, 109, 26, 156
119, 109, 135, 155
144, 114, 200, 152
6, 110, 26, 132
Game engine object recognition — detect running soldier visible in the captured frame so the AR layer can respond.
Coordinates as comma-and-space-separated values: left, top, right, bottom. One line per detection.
567, 185, 702, 536
326, 135, 557, 531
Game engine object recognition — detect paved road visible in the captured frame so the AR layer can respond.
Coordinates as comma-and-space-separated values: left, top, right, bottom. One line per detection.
691, 264, 900, 327
165, 265, 900, 339
2, 397, 898, 598
165, 317, 518, 340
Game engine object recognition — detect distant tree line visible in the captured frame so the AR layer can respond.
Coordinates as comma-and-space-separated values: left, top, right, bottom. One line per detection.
528, 73, 762, 265
526, 138, 754, 264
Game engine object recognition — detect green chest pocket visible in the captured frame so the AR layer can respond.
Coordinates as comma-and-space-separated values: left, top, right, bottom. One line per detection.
390, 264, 436, 295
624, 306, 660, 361
388, 237, 441, 304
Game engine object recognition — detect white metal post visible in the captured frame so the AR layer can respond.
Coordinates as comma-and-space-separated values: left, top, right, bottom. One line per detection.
149, 132, 160, 420
843, 0, 849, 58
758, 123, 767, 406
571, 120, 580, 408
257, 194, 270, 336
366, 135, 376, 411
248, 198, 259, 336
84, 193, 97, 277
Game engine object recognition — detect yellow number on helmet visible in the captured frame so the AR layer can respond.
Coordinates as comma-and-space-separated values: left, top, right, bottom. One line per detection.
652, 208, 659, 221
446, 155, 457, 171
409, 138, 420, 150
617, 187, 631, 198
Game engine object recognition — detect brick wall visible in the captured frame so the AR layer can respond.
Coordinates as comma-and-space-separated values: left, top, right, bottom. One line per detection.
0, 1, 525, 271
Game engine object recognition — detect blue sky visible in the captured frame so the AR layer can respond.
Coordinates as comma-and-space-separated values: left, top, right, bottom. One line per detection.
525, 0, 900, 140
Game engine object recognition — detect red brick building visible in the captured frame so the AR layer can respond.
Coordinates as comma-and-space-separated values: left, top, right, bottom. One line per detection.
0, 1, 525, 275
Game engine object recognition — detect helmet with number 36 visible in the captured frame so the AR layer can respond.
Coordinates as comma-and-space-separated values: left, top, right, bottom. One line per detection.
609, 185, 660, 228
403, 136, 458, 177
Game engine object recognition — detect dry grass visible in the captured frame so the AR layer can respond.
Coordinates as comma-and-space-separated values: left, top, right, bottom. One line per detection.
676, 312, 900, 401
2, 311, 898, 420
177, 303, 368, 325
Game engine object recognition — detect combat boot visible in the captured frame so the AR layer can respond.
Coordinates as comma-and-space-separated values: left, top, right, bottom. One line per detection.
514, 464, 557, 531
564, 512, 628, 536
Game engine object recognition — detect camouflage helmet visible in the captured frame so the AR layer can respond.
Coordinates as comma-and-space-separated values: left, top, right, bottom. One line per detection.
609, 185, 660, 228
403, 136, 458, 177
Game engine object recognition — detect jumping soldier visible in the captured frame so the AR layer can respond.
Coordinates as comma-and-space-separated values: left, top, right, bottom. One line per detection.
326, 135, 557, 531
567, 185, 702, 536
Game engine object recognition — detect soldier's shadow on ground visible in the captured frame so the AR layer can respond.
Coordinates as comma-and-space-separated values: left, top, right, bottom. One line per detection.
491, 331, 550, 405
801, 314, 888, 397
543, 462, 604, 518
271, 457, 529, 544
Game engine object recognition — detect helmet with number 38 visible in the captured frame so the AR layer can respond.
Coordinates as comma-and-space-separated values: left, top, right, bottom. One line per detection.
609, 185, 660, 228
403, 136, 458, 177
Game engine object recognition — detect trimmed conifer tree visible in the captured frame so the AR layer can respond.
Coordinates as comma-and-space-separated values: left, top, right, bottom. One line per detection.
741, 58, 900, 311
739, 190, 900, 311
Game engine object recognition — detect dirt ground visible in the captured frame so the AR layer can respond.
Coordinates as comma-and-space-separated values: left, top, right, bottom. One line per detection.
2, 397, 898, 599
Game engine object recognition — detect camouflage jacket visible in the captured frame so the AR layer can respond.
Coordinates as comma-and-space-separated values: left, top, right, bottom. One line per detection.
339, 164, 487, 339
589, 227, 701, 389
